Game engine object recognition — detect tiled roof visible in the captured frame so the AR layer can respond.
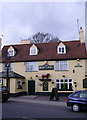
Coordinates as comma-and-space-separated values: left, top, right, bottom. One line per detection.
1, 40, 87, 62
0, 71, 25, 78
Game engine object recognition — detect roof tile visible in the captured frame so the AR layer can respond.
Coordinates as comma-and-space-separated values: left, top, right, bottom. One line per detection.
2, 41, 87, 62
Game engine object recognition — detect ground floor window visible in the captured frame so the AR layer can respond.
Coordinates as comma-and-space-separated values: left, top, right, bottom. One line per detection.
43, 81, 48, 91
17, 80, 23, 89
56, 79, 73, 91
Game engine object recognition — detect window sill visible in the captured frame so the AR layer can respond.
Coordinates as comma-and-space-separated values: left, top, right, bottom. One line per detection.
55, 70, 69, 71
57, 89, 73, 91
25, 71, 38, 72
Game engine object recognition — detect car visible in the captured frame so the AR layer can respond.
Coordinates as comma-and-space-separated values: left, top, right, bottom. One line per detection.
0, 86, 10, 102
67, 90, 87, 112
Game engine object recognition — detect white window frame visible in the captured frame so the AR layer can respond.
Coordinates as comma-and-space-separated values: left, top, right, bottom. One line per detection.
8, 49, 14, 56
30, 47, 38, 55
26, 62, 38, 72
57, 46, 66, 54
56, 79, 73, 90
17, 80, 22, 89
56, 61, 68, 71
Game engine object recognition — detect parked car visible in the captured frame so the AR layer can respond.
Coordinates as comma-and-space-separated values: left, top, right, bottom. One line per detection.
67, 90, 87, 112
0, 86, 10, 102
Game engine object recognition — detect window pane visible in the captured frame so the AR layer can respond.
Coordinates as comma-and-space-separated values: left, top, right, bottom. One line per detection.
30, 48, 37, 55
61, 83, 63, 89
60, 80, 63, 82
73, 92, 80, 97
56, 84, 59, 90
69, 83, 72, 90
80, 91, 87, 98
65, 79, 67, 82
59, 48, 61, 52
56, 61, 68, 71
26, 62, 38, 71
62, 47, 64, 53
56, 80, 59, 82
69, 79, 72, 82
8, 50, 14, 56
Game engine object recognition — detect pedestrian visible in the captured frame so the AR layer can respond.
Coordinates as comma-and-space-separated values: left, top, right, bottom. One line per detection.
49, 88, 59, 101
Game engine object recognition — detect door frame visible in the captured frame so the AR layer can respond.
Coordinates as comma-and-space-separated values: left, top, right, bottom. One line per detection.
28, 80, 35, 95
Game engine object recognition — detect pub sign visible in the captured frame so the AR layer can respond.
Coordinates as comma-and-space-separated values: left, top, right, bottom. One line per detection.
39, 64, 54, 70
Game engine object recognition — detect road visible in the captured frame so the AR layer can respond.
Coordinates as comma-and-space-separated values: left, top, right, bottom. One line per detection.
2, 100, 87, 119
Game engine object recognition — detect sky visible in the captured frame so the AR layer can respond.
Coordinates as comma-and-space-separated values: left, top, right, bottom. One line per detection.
0, 0, 86, 46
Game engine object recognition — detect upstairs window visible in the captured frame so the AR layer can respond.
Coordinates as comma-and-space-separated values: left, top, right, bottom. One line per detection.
26, 62, 38, 72
30, 44, 38, 55
3, 63, 13, 71
30, 48, 37, 55
8, 50, 14, 56
56, 61, 68, 71
8, 46, 15, 56
58, 46, 66, 54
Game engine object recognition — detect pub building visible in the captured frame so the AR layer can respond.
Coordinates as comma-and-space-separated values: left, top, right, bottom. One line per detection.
0, 27, 87, 96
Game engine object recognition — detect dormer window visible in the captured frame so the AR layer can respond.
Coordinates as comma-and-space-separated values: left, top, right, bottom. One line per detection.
8, 50, 14, 56
57, 42, 66, 54
30, 44, 38, 55
8, 46, 15, 56
58, 46, 66, 54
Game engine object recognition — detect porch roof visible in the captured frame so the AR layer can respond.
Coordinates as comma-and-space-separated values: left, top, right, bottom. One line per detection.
0, 71, 25, 79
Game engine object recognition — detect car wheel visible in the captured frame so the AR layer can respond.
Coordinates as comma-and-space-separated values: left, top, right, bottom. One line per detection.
72, 104, 80, 112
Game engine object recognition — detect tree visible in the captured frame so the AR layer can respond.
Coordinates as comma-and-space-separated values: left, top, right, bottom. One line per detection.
28, 32, 60, 43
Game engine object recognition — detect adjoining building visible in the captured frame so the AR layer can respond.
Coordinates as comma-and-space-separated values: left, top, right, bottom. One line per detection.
0, 27, 87, 96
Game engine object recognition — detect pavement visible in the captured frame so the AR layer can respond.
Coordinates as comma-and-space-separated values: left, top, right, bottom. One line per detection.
9, 95, 67, 106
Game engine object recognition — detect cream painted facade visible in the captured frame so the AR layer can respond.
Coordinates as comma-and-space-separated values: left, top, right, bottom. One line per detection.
15, 60, 87, 92
1, 59, 86, 95
0, 27, 87, 96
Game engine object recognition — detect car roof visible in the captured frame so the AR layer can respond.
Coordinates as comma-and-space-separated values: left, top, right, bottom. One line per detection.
75, 90, 87, 92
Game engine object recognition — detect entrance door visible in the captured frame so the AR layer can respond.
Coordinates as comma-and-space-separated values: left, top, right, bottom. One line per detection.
28, 80, 35, 95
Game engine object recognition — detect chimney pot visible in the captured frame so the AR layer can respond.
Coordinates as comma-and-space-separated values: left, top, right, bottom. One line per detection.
79, 27, 85, 43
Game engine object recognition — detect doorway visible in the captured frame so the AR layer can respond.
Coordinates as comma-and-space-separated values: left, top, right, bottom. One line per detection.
28, 80, 35, 95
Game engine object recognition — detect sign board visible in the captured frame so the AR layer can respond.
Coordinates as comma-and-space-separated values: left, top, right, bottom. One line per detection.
83, 78, 87, 88
39, 64, 54, 70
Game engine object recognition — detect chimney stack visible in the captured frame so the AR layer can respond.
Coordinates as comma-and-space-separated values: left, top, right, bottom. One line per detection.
20, 39, 31, 44
79, 27, 85, 43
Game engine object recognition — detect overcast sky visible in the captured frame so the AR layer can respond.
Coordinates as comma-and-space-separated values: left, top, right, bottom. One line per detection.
0, 1, 85, 46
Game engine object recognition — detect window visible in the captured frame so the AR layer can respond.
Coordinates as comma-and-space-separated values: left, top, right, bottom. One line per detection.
17, 80, 22, 89
43, 81, 48, 91
56, 61, 68, 71
0, 79, 3, 85
30, 47, 38, 56
58, 46, 66, 54
3, 63, 13, 71
72, 92, 80, 97
8, 49, 14, 56
79, 91, 87, 98
56, 79, 73, 91
26, 62, 38, 72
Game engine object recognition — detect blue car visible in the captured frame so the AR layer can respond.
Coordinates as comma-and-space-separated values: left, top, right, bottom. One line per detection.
67, 90, 87, 112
